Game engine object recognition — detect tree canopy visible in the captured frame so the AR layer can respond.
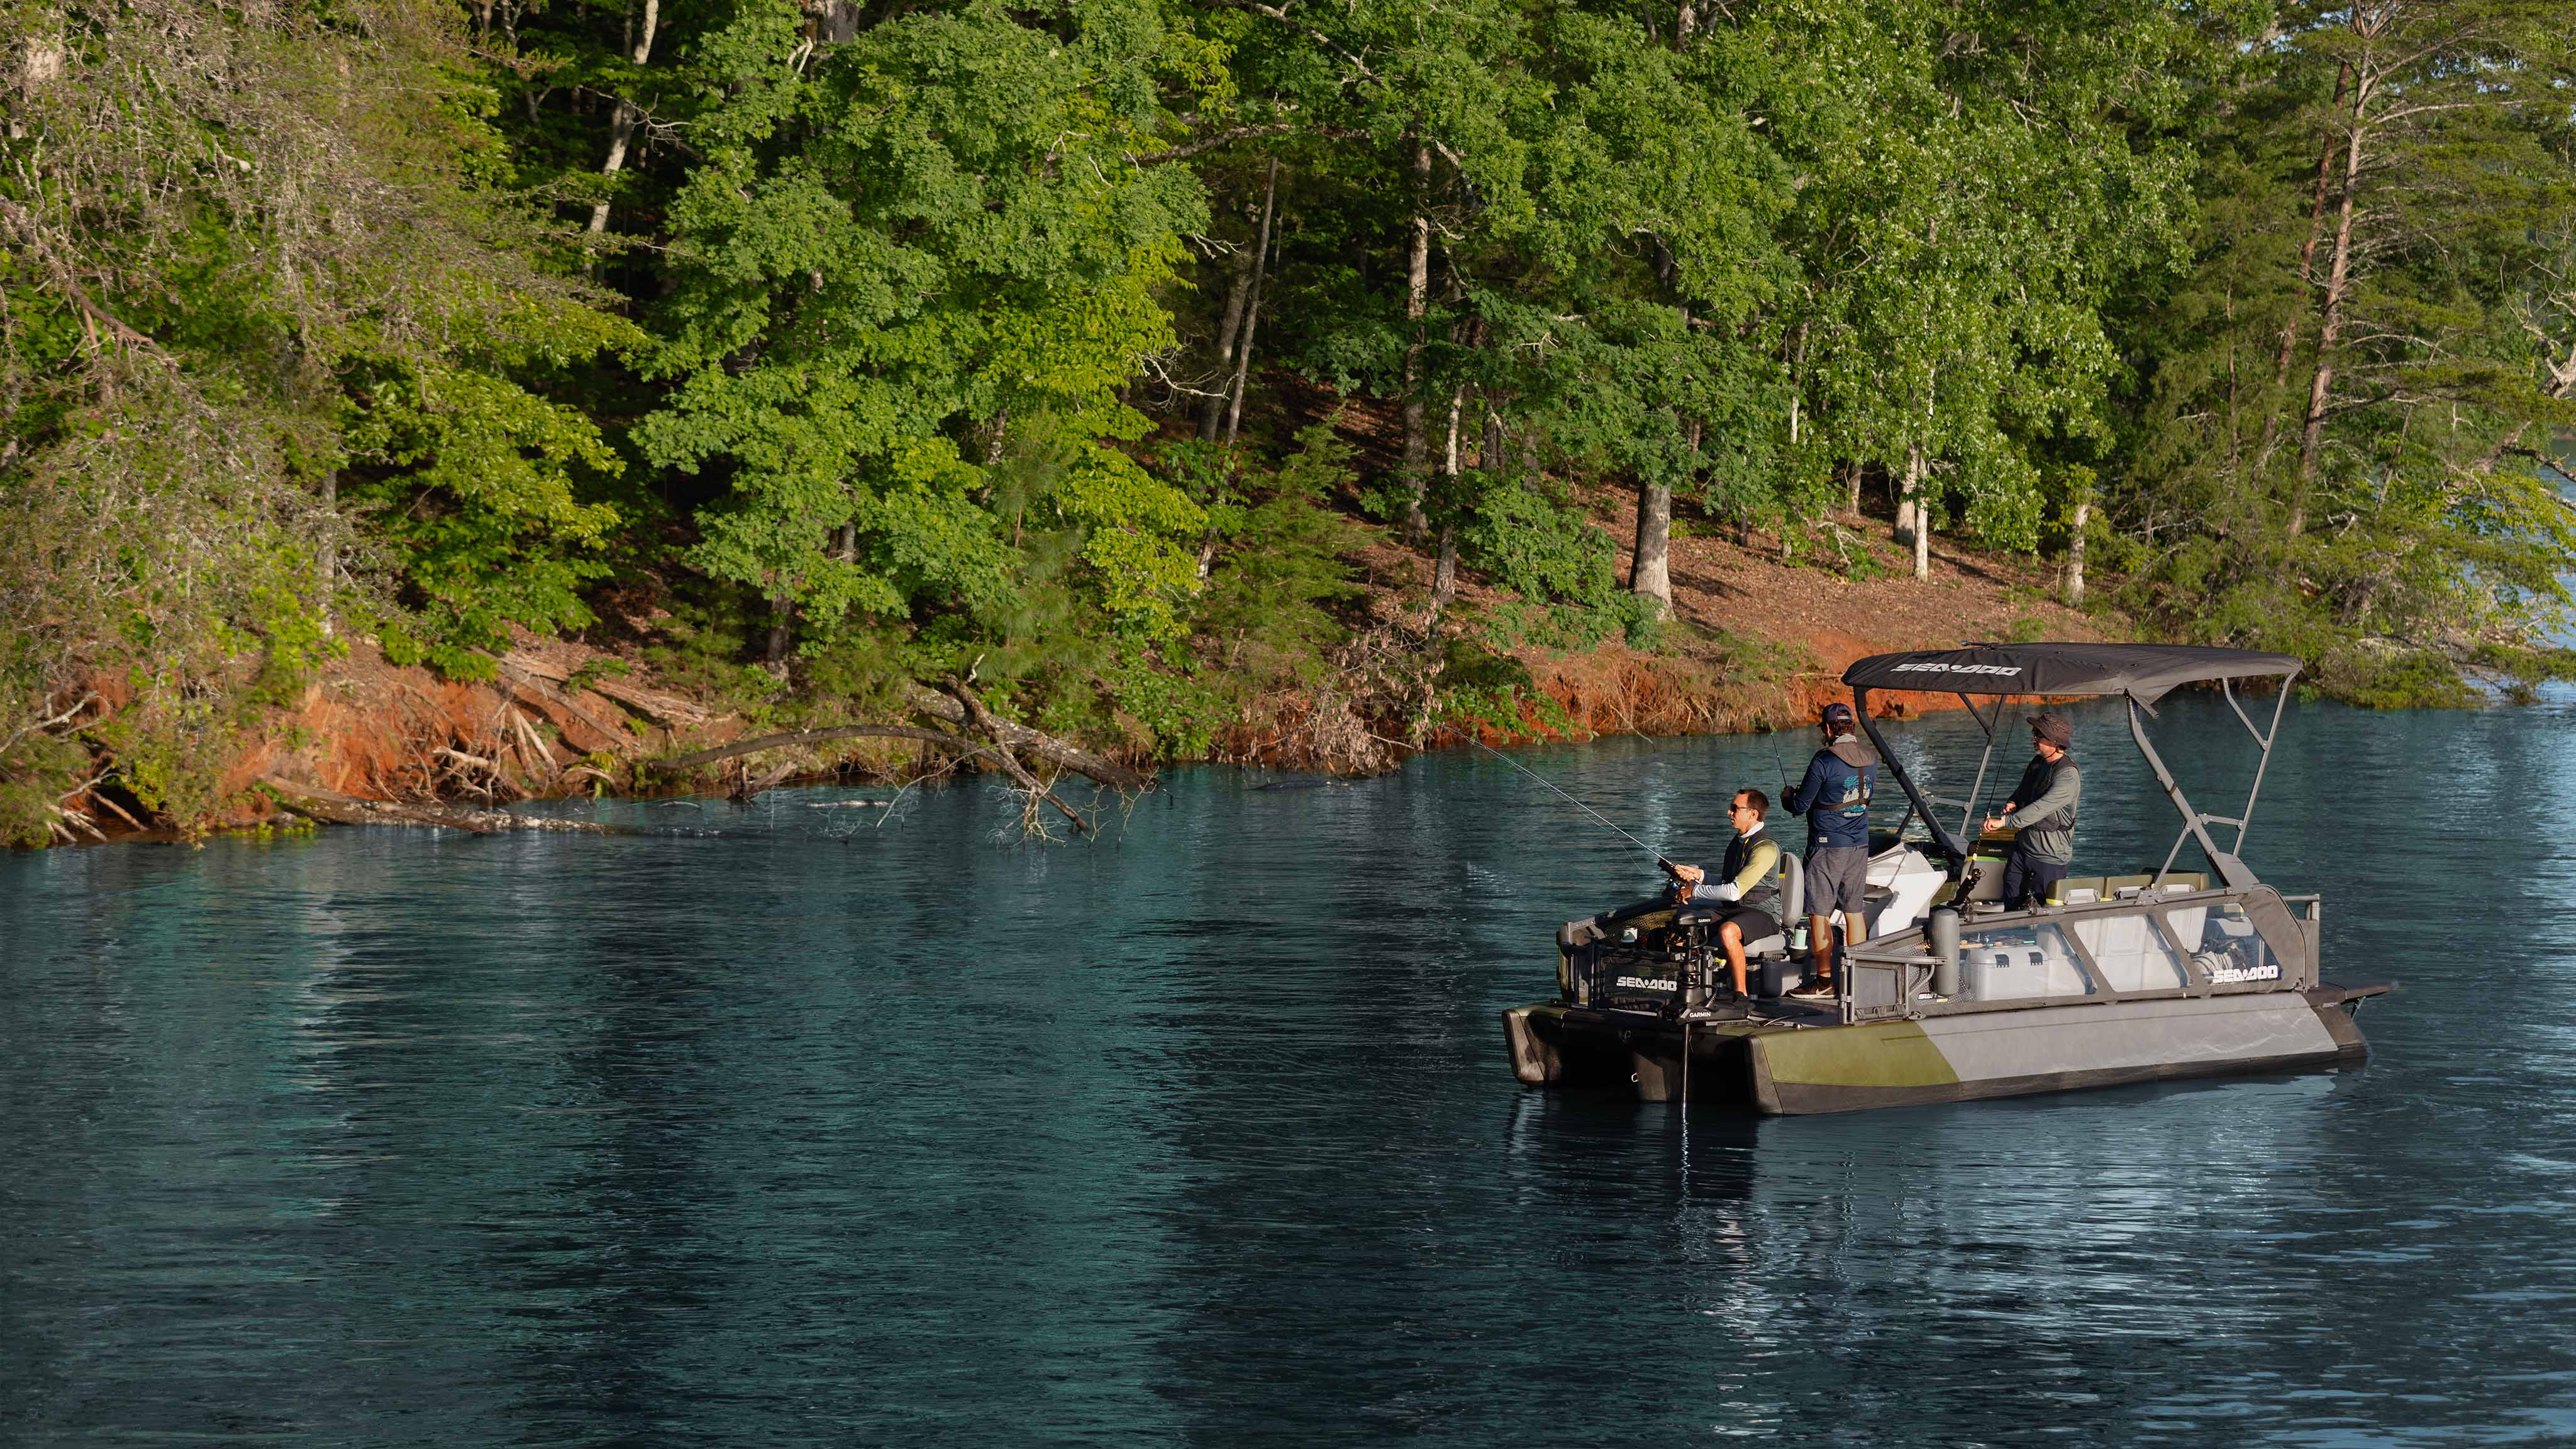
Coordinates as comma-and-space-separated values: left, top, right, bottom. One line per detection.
3, 0, 2571, 836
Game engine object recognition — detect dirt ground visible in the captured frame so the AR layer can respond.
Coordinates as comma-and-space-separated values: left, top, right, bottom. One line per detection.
165, 428, 2122, 830
1606, 494, 2112, 676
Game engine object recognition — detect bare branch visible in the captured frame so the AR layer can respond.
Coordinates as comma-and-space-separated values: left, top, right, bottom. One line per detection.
660, 723, 979, 772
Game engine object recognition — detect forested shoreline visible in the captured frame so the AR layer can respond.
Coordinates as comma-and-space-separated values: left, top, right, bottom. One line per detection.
3, 0, 2572, 843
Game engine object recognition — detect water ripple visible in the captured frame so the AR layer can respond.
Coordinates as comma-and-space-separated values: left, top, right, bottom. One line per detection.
3, 694, 2572, 1445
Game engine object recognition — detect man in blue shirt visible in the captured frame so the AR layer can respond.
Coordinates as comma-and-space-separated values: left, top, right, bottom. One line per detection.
1781, 701, 1879, 999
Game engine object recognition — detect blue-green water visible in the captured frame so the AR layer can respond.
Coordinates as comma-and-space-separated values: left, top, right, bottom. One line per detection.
6, 691, 2574, 1445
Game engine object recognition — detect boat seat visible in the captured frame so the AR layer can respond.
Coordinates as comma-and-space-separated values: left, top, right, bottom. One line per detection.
1738, 852, 1805, 960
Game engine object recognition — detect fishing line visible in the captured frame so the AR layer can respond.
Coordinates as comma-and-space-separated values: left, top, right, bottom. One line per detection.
1467, 738, 1675, 872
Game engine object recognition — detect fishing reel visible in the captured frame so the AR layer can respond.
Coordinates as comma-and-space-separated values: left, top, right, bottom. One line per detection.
1658, 858, 1701, 903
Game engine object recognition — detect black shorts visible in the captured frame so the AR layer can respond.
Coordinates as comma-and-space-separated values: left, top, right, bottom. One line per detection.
1714, 904, 1780, 945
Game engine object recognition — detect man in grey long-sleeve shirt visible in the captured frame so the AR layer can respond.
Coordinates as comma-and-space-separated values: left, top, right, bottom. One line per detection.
1983, 712, 2080, 909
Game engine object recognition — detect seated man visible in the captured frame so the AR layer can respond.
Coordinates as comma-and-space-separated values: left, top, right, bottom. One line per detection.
1669, 789, 1782, 997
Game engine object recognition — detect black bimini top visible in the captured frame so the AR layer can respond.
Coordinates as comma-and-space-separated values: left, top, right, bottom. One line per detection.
1842, 643, 2299, 703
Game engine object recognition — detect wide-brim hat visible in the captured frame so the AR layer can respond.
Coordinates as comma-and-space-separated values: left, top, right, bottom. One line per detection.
2027, 711, 2073, 748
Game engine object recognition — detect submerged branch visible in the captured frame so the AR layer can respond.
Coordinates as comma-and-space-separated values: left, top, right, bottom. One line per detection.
904, 682, 1153, 792
658, 723, 978, 773
260, 777, 622, 835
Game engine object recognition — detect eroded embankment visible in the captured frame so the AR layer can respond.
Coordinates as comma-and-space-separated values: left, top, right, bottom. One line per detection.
48, 512, 2118, 841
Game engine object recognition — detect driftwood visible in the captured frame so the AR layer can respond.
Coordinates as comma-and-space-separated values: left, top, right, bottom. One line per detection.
941, 681, 1095, 835
903, 682, 1152, 792
660, 686, 1150, 792
496, 662, 630, 752
648, 680, 1145, 833
261, 777, 621, 835
501, 649, 714, 730
660, 723, 979, 773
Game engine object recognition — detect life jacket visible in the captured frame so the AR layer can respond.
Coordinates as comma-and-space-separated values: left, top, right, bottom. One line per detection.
1721, 826, 1782, 913
1830, 738, 1877, 797
1816, 738, 1877, 819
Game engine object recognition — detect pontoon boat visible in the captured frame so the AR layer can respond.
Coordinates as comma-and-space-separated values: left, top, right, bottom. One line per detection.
1501, 643, 2392, 1114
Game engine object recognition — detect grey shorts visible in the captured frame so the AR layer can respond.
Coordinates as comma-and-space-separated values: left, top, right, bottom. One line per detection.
1804, 845, 1870, 917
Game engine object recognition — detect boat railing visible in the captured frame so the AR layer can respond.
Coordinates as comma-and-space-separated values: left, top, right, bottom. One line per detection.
1839, 883, 2318, 1024
1842, 947, 1939, 1023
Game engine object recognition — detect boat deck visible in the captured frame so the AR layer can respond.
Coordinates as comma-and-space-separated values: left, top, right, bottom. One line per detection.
1679, 994, 1841, 1031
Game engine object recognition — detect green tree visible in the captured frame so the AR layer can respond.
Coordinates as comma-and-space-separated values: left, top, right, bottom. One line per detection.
2107, 0, 2576, 690
0, 0, 634, 835
635, 0, 1220, 670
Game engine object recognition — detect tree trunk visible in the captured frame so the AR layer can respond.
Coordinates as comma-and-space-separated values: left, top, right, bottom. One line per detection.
318, 469, 338, 587
2255, 60, 2353, 472
1431, 525, 1458, 612
262, 777, 619, 835
1221, 159, 1279, 447
1844, 460, 1862, 515
587, 0, 660, 236
1443, 386, 1464, 479
1197, 247, 1254, 440
1906, 447, 1930, 580
902, 681, 1153, 791
983, 405, 1009, 467
1902, 360, 1938, 565
1400, 142, 1433, 543
765, 591, 792, 667
2292, 58, 2373, 536
810, 0, 860, 43
1894, 477, 1916, 543
1630, 476, 1672, 614
2064, 497, 2090, 606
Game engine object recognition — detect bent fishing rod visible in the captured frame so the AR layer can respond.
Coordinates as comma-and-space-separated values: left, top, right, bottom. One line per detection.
1467, 739, 1679, 875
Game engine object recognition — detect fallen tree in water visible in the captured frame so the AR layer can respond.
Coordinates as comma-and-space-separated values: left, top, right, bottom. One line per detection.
260, 777, 623, 835
650, 679, 1149, 837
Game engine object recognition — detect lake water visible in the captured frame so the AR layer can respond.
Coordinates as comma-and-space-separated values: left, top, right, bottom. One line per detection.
5, 689, 2573, 1445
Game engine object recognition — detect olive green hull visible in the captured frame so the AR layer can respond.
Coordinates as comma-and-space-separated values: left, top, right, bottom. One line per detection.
1504, 991, 2370, 1115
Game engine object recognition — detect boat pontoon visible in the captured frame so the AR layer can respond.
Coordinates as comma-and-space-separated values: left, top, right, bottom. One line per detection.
1502, 643, 2392, 1114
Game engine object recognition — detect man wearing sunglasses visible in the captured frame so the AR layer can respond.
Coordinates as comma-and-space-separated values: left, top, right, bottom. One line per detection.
1668, 787, 1782, 999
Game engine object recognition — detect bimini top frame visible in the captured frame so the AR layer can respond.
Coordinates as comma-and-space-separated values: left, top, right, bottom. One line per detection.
1841, 643, 2301, 892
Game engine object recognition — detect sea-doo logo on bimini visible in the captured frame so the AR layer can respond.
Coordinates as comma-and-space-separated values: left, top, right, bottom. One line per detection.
2209, 962, 2282, 984
1889, 662, 2023, 677
1614, 975, 1679, 992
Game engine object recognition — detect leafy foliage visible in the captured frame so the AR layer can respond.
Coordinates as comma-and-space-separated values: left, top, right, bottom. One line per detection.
5, 0, 2574, 838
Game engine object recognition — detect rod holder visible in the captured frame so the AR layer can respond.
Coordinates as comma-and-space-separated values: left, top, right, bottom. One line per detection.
1928, 906, 1962, 998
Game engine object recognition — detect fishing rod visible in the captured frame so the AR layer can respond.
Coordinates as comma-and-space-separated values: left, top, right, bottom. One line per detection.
1468, 738, 1677, 874
1765, 733, 1795, 802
